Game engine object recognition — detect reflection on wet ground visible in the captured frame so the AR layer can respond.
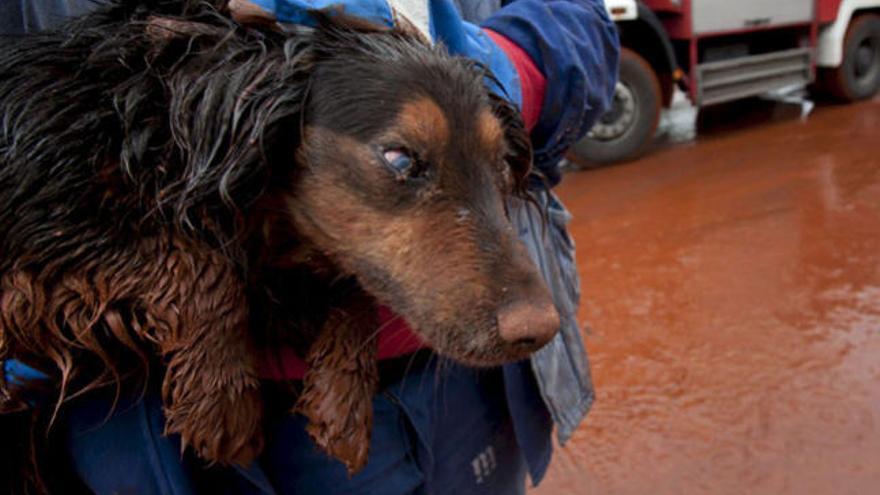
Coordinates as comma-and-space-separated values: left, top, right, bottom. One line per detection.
534, 97, 880, 494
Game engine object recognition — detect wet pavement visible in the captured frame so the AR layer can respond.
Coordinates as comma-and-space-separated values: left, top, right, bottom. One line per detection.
533, 97, 880, 495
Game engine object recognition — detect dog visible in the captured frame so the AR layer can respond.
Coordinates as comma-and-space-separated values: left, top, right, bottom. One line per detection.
0, 0, 559, 490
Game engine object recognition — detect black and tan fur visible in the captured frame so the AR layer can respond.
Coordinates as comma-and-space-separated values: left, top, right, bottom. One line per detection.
0, 1, 557, 492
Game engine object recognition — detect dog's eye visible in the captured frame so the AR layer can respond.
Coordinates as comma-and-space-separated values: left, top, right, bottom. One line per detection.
382, 148, 414, 176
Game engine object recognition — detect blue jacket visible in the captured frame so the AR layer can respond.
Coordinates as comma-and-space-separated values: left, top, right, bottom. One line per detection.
1, 0, 620, 486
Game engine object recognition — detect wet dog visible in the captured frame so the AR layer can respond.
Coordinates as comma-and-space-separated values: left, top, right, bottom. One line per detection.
0, 0, 559, 488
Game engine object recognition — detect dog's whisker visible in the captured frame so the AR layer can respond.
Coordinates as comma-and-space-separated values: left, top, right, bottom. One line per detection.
399, 347, 422, 387
353, 312, 403, 356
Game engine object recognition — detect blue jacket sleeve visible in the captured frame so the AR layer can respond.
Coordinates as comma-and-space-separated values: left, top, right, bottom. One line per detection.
0, 0, 97, 34
482, 0, 620, 185
0, 1, 26, 35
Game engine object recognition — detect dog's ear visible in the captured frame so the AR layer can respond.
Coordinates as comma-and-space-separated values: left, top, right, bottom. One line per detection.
489, 94, 534, 195
145, 19, 315, 240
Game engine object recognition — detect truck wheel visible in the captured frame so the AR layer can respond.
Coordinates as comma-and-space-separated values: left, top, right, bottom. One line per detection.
820, 14, 880, 102
569, 48, 661, 167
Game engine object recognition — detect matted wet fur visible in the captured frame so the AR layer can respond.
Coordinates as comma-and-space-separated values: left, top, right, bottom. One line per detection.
0, 0, 555, 492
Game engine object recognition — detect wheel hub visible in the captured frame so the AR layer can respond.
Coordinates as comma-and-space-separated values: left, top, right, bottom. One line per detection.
854, 36, 879, 81
588, 82, 638, 141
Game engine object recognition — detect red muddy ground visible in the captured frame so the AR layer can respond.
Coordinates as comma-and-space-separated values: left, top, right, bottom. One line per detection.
531, 97, 880, 495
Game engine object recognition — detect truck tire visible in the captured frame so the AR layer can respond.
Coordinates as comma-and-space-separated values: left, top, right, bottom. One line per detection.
820, 14, 880, 102
569, 48, 661, 167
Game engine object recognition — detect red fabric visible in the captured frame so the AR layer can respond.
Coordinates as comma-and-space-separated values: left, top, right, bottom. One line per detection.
258, 34, 544, 381
259, 306, 426, 380
484, 28, 546, 131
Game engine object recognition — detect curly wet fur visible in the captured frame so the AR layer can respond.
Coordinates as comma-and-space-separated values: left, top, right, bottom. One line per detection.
1, 1, 304, 480
294, 285, 379, 474
0, 1, 535, 492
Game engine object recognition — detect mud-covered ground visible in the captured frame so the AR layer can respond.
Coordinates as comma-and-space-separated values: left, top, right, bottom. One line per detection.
533, 96, 880, 495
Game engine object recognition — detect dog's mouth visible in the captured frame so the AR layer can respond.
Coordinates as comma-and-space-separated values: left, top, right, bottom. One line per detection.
416, 329, 555, 368
435, 336, 548, 368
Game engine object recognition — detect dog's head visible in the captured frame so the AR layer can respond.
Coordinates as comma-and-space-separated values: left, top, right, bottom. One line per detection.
280, 25, 560, 365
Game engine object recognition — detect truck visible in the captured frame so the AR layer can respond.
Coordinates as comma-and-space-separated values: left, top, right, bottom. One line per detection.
572, 0, 880, 165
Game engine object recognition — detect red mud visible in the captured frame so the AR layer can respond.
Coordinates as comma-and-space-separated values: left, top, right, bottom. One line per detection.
533, 97, 880, 495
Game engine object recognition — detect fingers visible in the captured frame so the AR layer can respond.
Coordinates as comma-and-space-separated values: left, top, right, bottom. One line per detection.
228, 0, 278, 27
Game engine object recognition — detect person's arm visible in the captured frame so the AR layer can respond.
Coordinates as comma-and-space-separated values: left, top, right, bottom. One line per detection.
483, 0, 620, 185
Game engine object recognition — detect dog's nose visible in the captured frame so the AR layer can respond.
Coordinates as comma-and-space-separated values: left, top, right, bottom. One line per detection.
496, 298, 560, 349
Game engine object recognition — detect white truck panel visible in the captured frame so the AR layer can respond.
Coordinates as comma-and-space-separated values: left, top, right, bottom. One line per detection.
817, 0, 880, 67
692, 0, 814, 35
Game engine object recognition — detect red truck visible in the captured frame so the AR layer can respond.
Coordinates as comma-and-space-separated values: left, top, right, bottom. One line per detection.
573, 0, 880, 164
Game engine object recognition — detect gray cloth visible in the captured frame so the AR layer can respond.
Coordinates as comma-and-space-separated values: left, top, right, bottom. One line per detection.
510, 190, 594, 444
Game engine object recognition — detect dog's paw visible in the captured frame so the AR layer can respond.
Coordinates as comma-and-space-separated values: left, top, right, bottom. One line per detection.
164, 381, 263, 466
